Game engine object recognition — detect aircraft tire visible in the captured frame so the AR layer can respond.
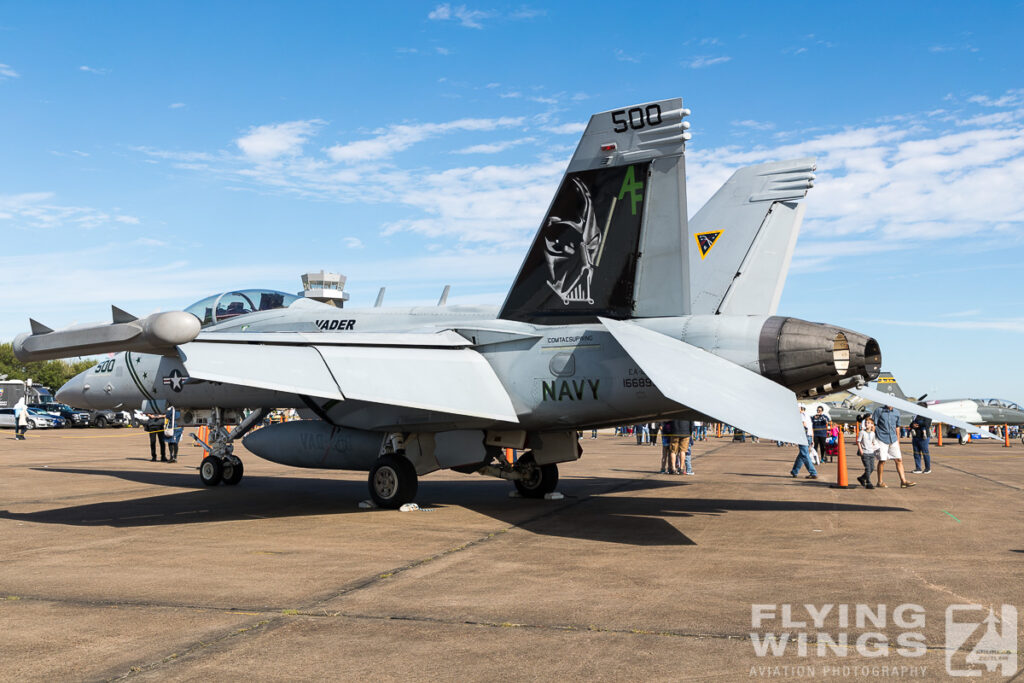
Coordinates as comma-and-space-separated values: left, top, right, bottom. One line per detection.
222, 458, 244, 485
513, 454, 558, 498
96, 416, 107, 428
368, 454, 418, 509
200, 456, 223, 486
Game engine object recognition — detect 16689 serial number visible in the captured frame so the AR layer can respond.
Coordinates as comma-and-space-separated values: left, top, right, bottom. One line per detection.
622, 377, 654, 388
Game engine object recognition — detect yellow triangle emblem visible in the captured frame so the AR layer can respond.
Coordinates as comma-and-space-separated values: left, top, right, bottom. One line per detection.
694, 230, 722, 260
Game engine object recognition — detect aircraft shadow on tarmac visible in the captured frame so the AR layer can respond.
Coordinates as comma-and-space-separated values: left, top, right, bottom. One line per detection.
0, 468, 909, 547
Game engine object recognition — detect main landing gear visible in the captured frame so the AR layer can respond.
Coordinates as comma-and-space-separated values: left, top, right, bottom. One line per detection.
368, 453, 418, 508
368, 436, 562, 509
192, 408, 265, 487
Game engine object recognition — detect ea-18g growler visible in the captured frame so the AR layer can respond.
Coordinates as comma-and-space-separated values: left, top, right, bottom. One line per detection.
15, 98, 884, 508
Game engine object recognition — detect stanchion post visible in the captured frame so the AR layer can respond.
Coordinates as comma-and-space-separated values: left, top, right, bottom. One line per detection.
830, 427, 851, 489
1005, 423, 1010, 448
936, 423, 943, 447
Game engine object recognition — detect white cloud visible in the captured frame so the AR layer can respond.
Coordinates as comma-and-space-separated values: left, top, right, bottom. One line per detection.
0, 192, 139, 230
869, 318, 1024, 334
452, 137, 536, 154
79, 65, 109, 75
169, 102, 186, 109
0, 63, 18, 79
343, 237, 364, 249
543, 121, 586, 135
614, 49, 640, 63
968, 89, 1024, 108
129, 87, 1024, 272
687, 91, 1024, 271
732, 119, 775, 131
236, 119, 325, 160
428, 4, 490, 29
326, 116, 522, 163
685, 55, 731, 69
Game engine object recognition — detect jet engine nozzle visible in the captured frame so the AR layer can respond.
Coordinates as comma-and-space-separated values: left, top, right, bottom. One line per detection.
758, 317, 881, 398
13, 310, 201, 362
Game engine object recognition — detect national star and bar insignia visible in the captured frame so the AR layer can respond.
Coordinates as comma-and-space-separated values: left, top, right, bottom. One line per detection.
162, 369, 190, 392
694, 230, 723, 260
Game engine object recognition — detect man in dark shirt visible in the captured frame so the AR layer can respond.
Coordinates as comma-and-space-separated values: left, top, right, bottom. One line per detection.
811, 406, 830, 463
910, 402, 933, 474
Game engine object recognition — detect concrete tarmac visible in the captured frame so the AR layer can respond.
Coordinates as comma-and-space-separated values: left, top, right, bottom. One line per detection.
0, 428, 1021, 681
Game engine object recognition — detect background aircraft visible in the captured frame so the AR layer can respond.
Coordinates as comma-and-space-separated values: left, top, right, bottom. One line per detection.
807, 372, 1004, 440
16, 97, 887, 508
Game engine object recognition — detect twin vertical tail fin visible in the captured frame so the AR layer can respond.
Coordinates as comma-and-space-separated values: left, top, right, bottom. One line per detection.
499, 98, 692, 324
873, 372, 908, 400
498, 96, 816, 324
687, 159, 815, 316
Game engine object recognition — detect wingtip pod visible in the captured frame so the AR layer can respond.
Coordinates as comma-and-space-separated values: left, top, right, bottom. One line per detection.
13, 310, 201, 362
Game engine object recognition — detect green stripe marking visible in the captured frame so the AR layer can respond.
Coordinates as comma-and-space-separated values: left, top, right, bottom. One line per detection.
942, 510, 961, 523
125, 352, 155, 401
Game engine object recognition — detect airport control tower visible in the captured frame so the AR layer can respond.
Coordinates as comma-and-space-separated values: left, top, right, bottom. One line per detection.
299, 270, 350, 307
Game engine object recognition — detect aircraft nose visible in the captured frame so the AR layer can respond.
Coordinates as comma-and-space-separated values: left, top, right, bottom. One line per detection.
56, 371, 90, 409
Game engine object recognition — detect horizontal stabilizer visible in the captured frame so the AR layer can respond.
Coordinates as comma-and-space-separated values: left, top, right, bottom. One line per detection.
849, 385, 997, 439
29, 319, 53, 335
600, 317, 805, 444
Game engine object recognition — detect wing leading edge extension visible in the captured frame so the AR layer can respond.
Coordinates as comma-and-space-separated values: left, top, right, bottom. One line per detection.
600, 317, 806, 444
178, 334, 519, 423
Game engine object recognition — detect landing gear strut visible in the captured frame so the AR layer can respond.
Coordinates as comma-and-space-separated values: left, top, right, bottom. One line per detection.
192, 408, 265, 487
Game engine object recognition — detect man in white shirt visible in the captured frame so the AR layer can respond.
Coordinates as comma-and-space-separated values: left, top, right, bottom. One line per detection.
789, 405, 818, 479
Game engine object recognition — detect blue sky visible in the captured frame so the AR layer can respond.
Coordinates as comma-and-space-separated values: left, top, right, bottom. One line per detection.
1, 1, 1022, 399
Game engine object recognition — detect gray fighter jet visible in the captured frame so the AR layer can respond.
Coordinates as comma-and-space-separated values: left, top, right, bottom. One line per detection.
16, 97, 887, 508
808, 373, 1003, 440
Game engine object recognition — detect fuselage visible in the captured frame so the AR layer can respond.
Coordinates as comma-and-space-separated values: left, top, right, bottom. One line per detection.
57, 301, 876, 433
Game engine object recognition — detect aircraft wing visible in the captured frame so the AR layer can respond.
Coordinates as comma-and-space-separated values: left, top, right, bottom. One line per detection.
178, 334, 519, 423
600, 317, 806, 444
849, 385, 997, 439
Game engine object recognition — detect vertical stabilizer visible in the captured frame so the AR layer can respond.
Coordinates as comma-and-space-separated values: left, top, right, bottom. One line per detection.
499, 98, 691, 324
873, 372, 908, 400
687, 159, 816, 316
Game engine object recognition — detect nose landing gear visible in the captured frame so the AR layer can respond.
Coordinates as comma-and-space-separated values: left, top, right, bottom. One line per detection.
192, 408, 265, 487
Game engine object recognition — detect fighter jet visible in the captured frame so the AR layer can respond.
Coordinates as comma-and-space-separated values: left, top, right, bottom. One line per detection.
17, 97, 887, 508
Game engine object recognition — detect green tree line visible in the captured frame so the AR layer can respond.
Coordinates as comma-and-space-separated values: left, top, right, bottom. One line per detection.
0, 342, 97, 390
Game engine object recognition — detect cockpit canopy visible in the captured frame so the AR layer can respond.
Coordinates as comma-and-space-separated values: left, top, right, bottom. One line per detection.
974, 398, 1024, 410
184, 289, 298, 328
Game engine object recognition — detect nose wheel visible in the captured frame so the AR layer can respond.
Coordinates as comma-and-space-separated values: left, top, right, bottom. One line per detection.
200, 456, 223, 486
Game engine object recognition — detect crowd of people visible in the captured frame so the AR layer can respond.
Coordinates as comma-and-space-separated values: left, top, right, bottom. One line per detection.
598, 400, 946, 489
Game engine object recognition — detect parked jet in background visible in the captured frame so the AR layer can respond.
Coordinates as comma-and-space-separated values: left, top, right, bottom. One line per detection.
807, 372, 1002, 440
17, 97, 888, 508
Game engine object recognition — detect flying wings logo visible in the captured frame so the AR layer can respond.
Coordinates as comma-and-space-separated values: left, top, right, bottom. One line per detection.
694, 230, 722, 259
